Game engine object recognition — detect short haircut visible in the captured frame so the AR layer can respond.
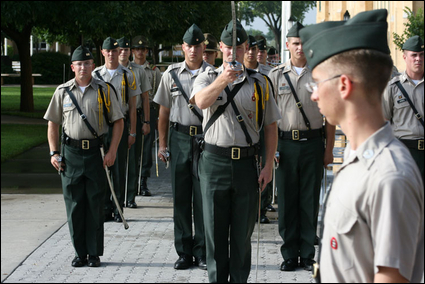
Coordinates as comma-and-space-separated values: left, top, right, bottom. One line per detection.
322, 49, 393, 99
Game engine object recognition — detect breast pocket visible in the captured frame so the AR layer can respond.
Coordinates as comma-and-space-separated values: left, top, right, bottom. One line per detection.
326, 206, 358, 271
171, 88, 185, 108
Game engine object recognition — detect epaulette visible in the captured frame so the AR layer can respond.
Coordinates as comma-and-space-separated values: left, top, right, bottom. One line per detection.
168, 62, 182, 72
389, 75, 401, 85
149, 63, 157, 70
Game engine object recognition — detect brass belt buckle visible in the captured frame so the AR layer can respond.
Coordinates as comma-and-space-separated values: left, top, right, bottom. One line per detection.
189, 126, 197, 136
82, 140, 90, 150
292, 130, 300, 140
231, 147, 240, 160
188, 104, 194, 110
419, 140, 424, 151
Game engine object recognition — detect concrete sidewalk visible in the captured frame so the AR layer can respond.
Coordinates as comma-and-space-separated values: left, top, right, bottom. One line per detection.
1, 115, 316, 282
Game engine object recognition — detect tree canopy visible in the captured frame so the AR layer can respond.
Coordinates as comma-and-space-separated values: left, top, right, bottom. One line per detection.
238, 1, 316, 52
393, 7, 424, 51
1, 1, 231, 112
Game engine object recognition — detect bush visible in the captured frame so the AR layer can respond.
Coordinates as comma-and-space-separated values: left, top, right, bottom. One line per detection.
31, 51, 71, 84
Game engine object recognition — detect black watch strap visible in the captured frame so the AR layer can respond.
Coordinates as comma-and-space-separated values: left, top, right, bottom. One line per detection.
50, 151, 60, 157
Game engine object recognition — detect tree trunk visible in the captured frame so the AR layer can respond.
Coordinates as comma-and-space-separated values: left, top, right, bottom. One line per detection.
16, 26, 34, 112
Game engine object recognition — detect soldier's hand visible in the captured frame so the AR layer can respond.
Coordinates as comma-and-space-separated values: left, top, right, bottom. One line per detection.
258, 165, 273, 192
142, 123, 150, 136
103, 151, 116, 168
128, 135, 136, 149
158, 146, 168, 164
223, 63, 242, 83
51, 155, 65, 172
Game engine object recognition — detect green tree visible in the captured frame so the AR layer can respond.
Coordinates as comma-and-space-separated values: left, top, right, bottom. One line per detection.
1, 1, 53, 112
238, 1, 315, 52
393, 7, 424, 51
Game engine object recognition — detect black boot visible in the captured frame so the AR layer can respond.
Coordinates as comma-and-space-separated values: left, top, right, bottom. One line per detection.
140, 176, 152, 196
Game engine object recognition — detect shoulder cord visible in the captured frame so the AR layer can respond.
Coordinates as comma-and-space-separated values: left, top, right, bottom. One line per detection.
98, 84, 113, 128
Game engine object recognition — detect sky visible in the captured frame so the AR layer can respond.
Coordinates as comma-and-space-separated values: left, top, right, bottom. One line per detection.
243, 6, 317, 34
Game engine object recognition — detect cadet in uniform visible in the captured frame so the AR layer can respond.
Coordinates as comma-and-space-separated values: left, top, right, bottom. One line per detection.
268, 22, 335, 272
154, 24, 210, 270
383, 35, 424, 181
44, 46, 124, 267
244, 35, 274, 224
244, 35, 273, 75
132, 35, 163, 196
117, 37, 152, 207
92, 37, 142, 222
203, 33, 220, 67
255, 35, 268, 66
191, 20, 281, 283
300, 9, 424, 282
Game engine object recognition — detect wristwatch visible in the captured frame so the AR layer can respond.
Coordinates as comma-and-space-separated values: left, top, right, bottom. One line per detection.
49, 151, 60, 157
143, 121, 150, 124
129, 133, 137, 137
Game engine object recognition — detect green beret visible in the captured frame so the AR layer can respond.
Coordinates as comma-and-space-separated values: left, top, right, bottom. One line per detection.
255, 35, 267, 50
248, 35, 258, 48
268, 47, 278, 55
220, 20, 248, 46
402, 35, 424, 52
204, 33, 219, 51
102, 37, 119, 50
299, 9, 390, 70
71, 46, 93, 62
183, 24, 205, 45
117, 37, 131, 48
287, 22, 304, 38
132, 35, 149, 49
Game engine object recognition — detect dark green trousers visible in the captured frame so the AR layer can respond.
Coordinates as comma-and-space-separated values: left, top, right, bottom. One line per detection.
169, 128, 205, 259
199, 150, 258, 283
104, 119, 128, 216
408, 148, 424, 182
259, 129, 273, 215
276, 137, 324, 260
128, 107, 158, 203
61, 144, 106, 258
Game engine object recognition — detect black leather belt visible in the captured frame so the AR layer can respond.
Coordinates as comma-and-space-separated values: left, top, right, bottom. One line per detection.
204, 143, 259, 160
400, 139, 424, 151
171, 122, 202, 136
64, 135, 103, 150
278, 128, 323, 141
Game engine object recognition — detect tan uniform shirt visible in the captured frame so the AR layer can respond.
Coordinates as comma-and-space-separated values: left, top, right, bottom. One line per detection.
137, 61, 162, 103
154, 61, 211, 126
382, 71, 424, 139
320, 123, 424, 283
191, 65, 281, 147
268, 59, 323, 132
123, 62, 152, 109
92, 64, 141, 115
254, 63, 272, 76
43, 78, 124, 140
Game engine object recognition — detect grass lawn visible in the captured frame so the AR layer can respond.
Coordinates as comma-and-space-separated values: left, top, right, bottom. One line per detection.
1, 124, 48, 162
1, 86, 53, 162
1, 86, 56, 119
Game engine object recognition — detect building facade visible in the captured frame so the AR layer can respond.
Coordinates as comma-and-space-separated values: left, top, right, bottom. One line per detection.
316, 1, 424, 72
